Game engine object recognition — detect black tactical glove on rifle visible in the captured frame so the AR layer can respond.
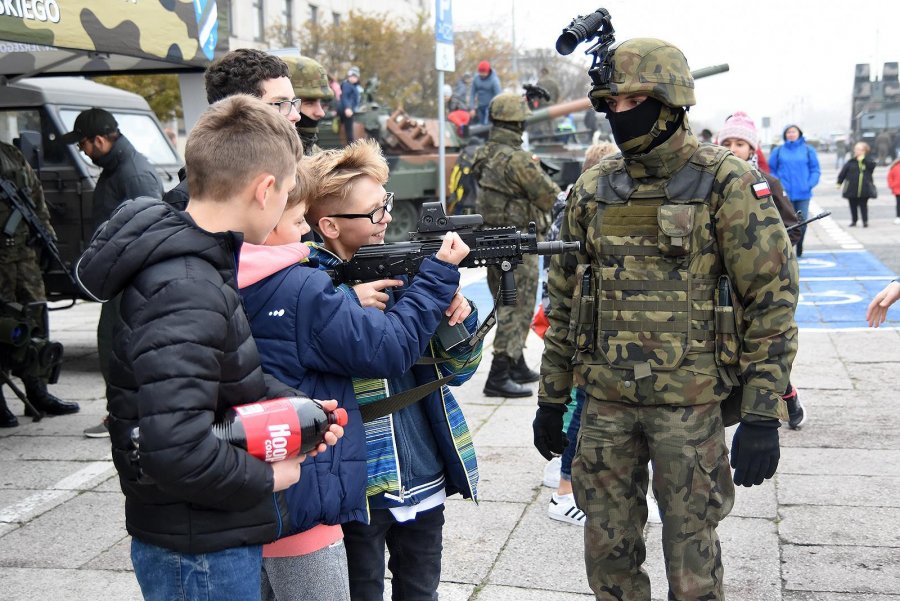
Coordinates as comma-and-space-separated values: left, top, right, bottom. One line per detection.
533, 403, 568, 460
731, 419, 780, 487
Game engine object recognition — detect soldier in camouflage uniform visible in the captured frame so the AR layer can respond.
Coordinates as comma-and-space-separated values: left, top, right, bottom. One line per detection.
533, 39, 799, 600
473, 93, 561, 397
284, 55, 335, 157
0, 142, 80, 427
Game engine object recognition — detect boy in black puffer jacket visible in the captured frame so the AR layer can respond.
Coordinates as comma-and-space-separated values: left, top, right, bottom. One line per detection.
74, 95, 342, 601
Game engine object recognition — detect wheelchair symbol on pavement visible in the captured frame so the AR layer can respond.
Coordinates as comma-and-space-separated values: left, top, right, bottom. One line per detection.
798, 258, 837, 270
798, 290, 862, 305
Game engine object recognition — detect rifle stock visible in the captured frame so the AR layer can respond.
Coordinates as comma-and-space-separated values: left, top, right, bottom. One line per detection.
328, 202, 580, 306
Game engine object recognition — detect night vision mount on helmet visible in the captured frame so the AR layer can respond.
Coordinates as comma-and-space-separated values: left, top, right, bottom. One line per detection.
556, 8, 696, 111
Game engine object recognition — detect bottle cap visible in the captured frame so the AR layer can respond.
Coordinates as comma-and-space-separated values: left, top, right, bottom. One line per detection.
331, 408, 349, 427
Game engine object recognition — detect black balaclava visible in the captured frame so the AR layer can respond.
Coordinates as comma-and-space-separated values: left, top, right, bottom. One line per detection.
605, 97, 684, 155
297, 111, 320, 134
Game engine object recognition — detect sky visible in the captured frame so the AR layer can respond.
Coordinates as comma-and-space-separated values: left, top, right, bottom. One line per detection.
450, 0, 900, 143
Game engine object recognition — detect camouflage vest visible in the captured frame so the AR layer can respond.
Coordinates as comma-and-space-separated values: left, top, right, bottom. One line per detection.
573, 144, 740, 394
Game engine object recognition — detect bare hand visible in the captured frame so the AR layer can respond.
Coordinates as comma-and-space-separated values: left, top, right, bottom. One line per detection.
272, 455, 304, 492
866, 280, 900, 327
344, 108, 353, 118
353, 279, 404, 311
435, 231, 470, 266
445, 289, 471, 326
311, 400, 344, 454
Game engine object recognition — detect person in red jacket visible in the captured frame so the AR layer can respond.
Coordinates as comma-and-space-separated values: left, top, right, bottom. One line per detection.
888, 158, 900, 224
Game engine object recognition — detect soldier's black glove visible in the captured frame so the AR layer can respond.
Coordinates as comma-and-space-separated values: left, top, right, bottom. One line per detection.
533, 403, 568, 460
731, 419, 780, 487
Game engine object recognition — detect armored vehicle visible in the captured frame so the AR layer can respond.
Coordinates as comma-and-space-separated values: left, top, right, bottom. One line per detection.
851, 62, 900, 164
0, 77, 182, 300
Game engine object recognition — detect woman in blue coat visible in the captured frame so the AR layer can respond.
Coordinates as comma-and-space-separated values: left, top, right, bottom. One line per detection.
769, 124, 821, 255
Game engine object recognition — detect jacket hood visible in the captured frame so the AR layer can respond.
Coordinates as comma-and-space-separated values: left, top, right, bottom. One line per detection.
75, 197, 241, 302
237, 242, 311, 289
782, 124, 803, 140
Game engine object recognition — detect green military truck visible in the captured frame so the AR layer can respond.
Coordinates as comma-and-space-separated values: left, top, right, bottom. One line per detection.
0, 77, 182, 301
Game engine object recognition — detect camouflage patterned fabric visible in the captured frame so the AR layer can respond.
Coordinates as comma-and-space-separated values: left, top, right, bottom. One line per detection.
474, 126, 560, 360
488, 93, 531, 123
0, 0, 227, 77
285, 55, 334, 101
573, 401, 733, 600
539, 40, 798, 594
0, 142, 51, 303
588, 38, 696, 111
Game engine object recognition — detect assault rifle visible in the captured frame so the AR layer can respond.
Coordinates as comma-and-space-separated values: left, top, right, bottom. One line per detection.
328, 202, 581, 307
786, 210, 831, 232
0, 177, 77, 290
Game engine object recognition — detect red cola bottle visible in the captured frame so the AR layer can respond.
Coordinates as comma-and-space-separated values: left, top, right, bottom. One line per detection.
212, 396, 348, 462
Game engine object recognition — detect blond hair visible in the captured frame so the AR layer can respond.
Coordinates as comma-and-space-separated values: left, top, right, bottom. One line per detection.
582, 141, 618, 172
185, 94, 302, 202
305, 139, 390, 224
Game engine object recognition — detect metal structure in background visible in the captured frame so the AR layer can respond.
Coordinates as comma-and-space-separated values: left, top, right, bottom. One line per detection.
851, 62, 900, 159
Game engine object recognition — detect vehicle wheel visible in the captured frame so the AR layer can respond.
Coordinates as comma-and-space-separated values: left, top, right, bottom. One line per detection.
386, 200, 421, 243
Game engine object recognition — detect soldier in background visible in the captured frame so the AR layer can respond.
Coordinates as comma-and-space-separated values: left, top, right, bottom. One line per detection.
473, 93, 560, 398
534, 39, 799, 600
0, 142, 80, 427
284, 55, 334, 157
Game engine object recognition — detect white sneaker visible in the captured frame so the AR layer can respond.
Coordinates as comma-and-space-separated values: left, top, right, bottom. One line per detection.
542, 457, 561, 488
646, 492, 662, 524
548, 492, 586, 526
894, 217, 900, 225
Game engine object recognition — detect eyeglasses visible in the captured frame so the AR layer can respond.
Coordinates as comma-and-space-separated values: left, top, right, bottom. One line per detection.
268, 98, 302, 116
328, 193, 394, 224
76, 137, 92, 150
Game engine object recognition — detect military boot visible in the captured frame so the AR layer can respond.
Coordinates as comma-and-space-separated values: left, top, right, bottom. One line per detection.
509, 355, 540, 384
0, 389, 18, 428
483, 355, 532, 398
22, 376, 80, 417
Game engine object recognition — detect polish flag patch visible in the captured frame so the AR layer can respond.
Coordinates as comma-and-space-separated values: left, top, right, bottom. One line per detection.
751, 181, 771, 198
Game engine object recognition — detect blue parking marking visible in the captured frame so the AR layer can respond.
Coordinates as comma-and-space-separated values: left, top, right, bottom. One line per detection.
461, 249, 898, 331
796, 250, 897, 329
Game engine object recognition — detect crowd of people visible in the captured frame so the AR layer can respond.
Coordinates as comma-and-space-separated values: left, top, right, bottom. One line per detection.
3, 31, 900, 601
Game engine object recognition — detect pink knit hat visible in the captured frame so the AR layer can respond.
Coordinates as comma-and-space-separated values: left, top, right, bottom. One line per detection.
716, 111, 758, 150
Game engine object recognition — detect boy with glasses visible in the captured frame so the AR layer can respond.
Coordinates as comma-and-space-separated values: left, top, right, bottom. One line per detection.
237, 139, 480, 600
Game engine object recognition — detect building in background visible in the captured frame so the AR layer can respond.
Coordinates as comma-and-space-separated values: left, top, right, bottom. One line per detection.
229, 0, 432, 50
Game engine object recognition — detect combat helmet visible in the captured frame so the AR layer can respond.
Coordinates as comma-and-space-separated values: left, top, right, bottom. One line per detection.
588, 38, 695, 111
285, 56, 334, 100
489, 92, 531, 122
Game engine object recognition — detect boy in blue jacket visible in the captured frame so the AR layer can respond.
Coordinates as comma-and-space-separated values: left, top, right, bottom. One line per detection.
238, 139, 481, 600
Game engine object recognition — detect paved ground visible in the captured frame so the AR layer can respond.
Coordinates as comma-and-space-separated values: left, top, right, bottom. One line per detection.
0, 152, 898, 600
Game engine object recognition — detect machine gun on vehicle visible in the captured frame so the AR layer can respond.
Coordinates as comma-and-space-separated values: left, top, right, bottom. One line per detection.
328, 202, 581, 307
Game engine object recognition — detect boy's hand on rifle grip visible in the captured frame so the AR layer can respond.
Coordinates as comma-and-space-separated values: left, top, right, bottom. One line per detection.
435, 232, 470, 265
353, 279, 404, 311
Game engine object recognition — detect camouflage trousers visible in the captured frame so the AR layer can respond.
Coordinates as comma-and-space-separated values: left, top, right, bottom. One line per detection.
572, 397, 734, 601
0, 251, 46, 303
486, 252, 538, 360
